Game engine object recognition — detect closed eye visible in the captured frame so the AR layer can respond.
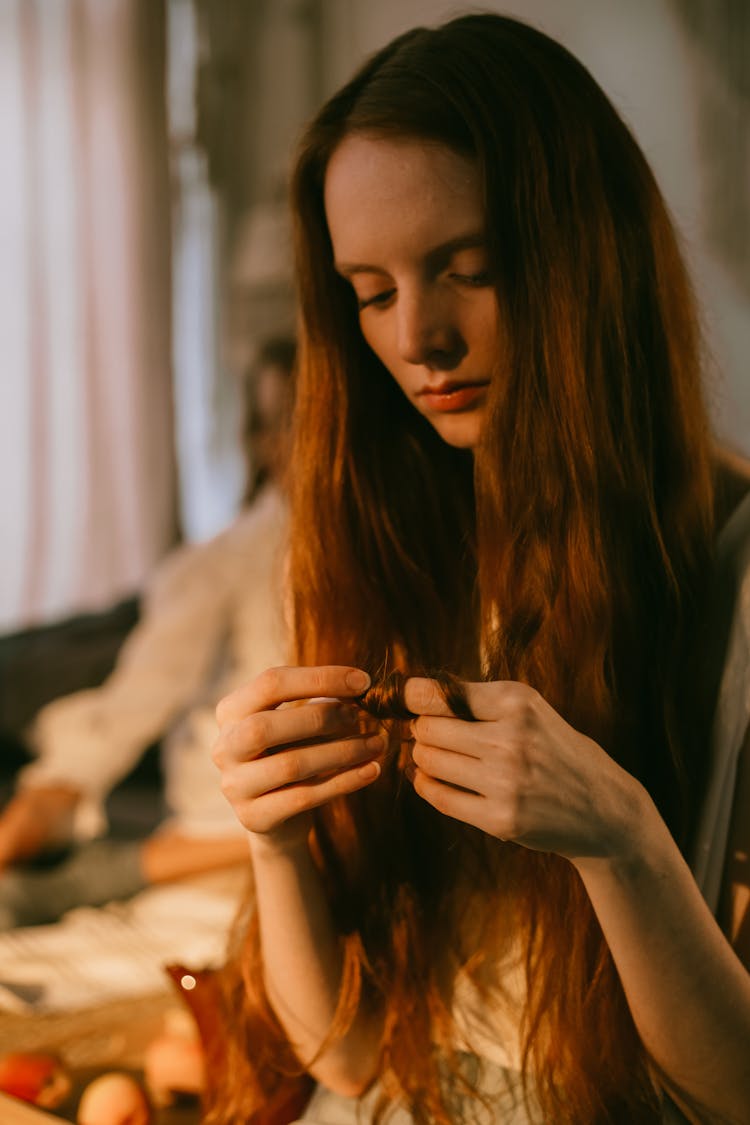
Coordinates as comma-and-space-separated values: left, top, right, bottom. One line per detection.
449, 271, 492, 286
357, 288, 396, 310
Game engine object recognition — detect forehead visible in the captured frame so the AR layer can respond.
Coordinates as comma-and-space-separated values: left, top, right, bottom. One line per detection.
323, 134, 484, 258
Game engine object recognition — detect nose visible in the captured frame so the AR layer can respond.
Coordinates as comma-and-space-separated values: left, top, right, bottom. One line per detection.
396, 287, 464, 370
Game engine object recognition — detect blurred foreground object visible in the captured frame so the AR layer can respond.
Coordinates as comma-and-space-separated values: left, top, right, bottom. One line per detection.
76, 1072, 151, 1125
143, 1006, 205, 1107
0, 1052, 70, 1109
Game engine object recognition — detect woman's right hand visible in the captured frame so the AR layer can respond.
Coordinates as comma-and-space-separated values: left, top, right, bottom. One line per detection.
212, 665, 384, 850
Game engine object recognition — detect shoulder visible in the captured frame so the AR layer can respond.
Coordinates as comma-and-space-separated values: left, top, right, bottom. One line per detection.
222, 485, 288, 554
710, 458, 750, 655
705, 460, 750, 737
714, 445, 750, 542
229, 483, 288, 541
149, 487, 287, 591
704, 448, 750, 657
144, 531, 231, 600
683, 457, 750, 948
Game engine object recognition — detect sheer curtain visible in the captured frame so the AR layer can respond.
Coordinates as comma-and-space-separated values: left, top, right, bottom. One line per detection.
0, 0, 175, 634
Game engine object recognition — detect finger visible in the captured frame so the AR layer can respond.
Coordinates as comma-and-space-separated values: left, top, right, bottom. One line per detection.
217, 665, 371, 727
403, 677, 455, 717
411, 742, 483, 792
222, 699, 377, 763
237, 733, 386, 798
409, 714, 482, 756
405, 677, 541, 722
237, 761, 382, 835
462, 681, 543, 722
412, 770, 517, 842
411, 769, 487, 827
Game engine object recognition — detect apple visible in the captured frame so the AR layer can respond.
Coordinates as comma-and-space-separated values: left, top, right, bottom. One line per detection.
0, 1051, 71, 1108
143, 1034, 205, 1107
76, 1072, 151, 1125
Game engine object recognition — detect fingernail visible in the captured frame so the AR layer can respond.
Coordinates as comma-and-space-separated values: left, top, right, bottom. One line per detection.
346, 669, 370, 692
365, 733, 385, 752
358, 760, 380, 780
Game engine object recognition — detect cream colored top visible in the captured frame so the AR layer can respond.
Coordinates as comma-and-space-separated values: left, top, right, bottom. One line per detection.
691, 490, 750, 911
19, 485, 289, 840
451, 945, 526, 1071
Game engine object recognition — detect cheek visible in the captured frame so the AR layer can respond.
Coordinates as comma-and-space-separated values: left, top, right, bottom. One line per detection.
476, 301, 504, 357
359, 316, 387, 359
359, 318, 404, 383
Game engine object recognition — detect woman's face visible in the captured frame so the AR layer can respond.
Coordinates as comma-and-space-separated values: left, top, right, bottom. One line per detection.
252, 363, 291, 480
324, 133, 502, 450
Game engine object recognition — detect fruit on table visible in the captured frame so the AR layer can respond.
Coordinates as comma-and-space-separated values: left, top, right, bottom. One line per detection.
143, 1032, 205, 1107
0, 1051, 71, 1108
76, 1072, 151, 1125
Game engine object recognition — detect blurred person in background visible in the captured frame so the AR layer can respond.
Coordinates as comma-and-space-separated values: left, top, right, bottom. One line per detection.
0, 336, 295, 930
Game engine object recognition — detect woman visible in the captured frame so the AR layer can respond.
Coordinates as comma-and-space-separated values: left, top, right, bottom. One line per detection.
0, 337, 294, 929
210, 14, 750, 1124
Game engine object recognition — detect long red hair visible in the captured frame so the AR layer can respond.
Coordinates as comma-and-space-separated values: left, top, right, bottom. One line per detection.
206, 15, 717, 1124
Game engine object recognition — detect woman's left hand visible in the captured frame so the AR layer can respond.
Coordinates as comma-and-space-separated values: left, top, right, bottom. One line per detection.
404, 677, 649, 865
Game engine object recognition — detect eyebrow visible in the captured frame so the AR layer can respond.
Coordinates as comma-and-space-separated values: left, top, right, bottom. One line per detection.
334, 232, 488, 277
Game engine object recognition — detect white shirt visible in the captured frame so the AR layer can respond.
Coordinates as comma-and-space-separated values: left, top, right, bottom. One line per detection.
19, 485, 289, 840
691, 489, 750, 910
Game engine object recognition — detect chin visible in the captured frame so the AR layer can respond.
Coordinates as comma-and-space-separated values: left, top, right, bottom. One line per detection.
429, 414, 483, 451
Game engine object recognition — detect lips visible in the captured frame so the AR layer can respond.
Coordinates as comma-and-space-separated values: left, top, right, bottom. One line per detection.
417, 380, 490, 413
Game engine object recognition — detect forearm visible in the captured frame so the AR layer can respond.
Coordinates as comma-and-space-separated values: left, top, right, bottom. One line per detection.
249, 831, 381, 1094
140, 832, 251, 883
575, 793, 750, 1121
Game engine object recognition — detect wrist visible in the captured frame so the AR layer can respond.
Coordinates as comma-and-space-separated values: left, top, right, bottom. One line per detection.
573, 783, 670, 883
247, 824, 313, 865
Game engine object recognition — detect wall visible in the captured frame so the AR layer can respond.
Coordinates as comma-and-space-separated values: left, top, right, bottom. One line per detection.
0, 0, 175, 633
